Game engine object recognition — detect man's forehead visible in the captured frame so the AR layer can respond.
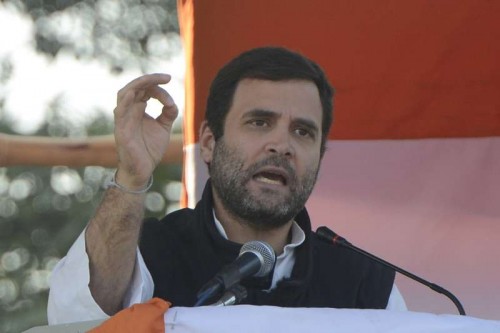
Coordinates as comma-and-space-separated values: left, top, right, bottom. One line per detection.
235, 77, 317, 90
231, 78, 322, 117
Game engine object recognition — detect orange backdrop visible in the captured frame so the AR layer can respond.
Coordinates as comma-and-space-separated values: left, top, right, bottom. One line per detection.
179, 0, 500, 144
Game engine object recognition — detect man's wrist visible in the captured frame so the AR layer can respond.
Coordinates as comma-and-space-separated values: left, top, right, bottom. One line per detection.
105, 170, 153, 194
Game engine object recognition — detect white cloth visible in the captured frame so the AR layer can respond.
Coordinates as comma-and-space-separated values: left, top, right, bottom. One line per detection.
48, 222, 406, 324
162, 306, 500, 333
47, 231, 153, 324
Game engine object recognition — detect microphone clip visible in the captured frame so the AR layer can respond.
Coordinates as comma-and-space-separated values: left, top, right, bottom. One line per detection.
210, 284, 248, 306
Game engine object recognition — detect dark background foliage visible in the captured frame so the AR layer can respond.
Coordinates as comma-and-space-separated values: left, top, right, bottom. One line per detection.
0, 1, 181, 331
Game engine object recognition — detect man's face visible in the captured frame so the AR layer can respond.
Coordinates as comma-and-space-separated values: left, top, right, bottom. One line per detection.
204, 79, 323, 230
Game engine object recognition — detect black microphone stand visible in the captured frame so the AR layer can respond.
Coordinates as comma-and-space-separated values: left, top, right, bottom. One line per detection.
317, 226, 466, 316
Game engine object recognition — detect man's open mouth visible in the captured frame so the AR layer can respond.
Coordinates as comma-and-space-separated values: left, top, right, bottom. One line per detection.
253, 170, 288, 186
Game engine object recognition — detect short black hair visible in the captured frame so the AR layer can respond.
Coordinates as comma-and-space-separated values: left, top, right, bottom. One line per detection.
205, 46, 334, 157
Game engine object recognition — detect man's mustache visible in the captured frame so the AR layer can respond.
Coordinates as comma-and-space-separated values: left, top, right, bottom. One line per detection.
243, 155, 297, 185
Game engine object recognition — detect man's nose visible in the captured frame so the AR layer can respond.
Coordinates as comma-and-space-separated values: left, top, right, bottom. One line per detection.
264, 129, 295, 157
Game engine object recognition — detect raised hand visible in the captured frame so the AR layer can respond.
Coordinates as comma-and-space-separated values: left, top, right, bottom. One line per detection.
113, 73, 179, 189
83, 74, 179, 315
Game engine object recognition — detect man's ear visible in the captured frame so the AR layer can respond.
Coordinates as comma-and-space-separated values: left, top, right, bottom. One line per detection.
199, 120, 215, 164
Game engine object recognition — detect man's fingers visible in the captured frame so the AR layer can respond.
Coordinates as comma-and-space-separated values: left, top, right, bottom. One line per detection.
114, 89, 146, 119
114, 90, 136, 118
117, 73, 171, 103
156, 103, 179, 129
115, 76, 175, 121
147, 86, 175, 107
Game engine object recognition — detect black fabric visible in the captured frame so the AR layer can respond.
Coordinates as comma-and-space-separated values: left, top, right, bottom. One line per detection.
139, 180, 395, 308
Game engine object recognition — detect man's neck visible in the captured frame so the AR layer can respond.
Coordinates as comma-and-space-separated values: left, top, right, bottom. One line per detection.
219, 216, 292, 256
212, 197, 293, 255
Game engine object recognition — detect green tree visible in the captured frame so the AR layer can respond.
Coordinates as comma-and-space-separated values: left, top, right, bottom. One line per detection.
0, 1, 182, 331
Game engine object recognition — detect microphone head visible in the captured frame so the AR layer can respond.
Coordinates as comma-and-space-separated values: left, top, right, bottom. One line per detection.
239, 241, 276, 277
316, 226, 350, 246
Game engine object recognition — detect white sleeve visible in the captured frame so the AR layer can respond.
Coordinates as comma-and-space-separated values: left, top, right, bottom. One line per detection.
47, 230, 154, 325
385, 283, 407, 311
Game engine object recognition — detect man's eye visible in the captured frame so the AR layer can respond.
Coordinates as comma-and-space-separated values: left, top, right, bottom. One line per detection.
251, 119, 268, 127
295, 128, 313, 138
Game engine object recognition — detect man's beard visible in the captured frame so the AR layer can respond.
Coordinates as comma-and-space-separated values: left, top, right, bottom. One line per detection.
209, 138, 319, 230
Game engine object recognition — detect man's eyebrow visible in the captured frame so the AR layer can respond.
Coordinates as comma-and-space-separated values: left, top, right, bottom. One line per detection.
243, 109, 320, 133
242, 109, 277, 119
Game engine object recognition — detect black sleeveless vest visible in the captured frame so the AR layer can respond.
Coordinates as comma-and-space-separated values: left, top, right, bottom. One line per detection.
139, 180, 395, 308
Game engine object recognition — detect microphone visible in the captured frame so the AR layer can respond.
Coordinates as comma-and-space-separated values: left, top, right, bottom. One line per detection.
195, 240, 275, 306
210, 284, 248, 306
316, 226, 466, 316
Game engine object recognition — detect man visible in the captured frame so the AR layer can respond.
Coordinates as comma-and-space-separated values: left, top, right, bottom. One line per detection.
48, 47, 405, 324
